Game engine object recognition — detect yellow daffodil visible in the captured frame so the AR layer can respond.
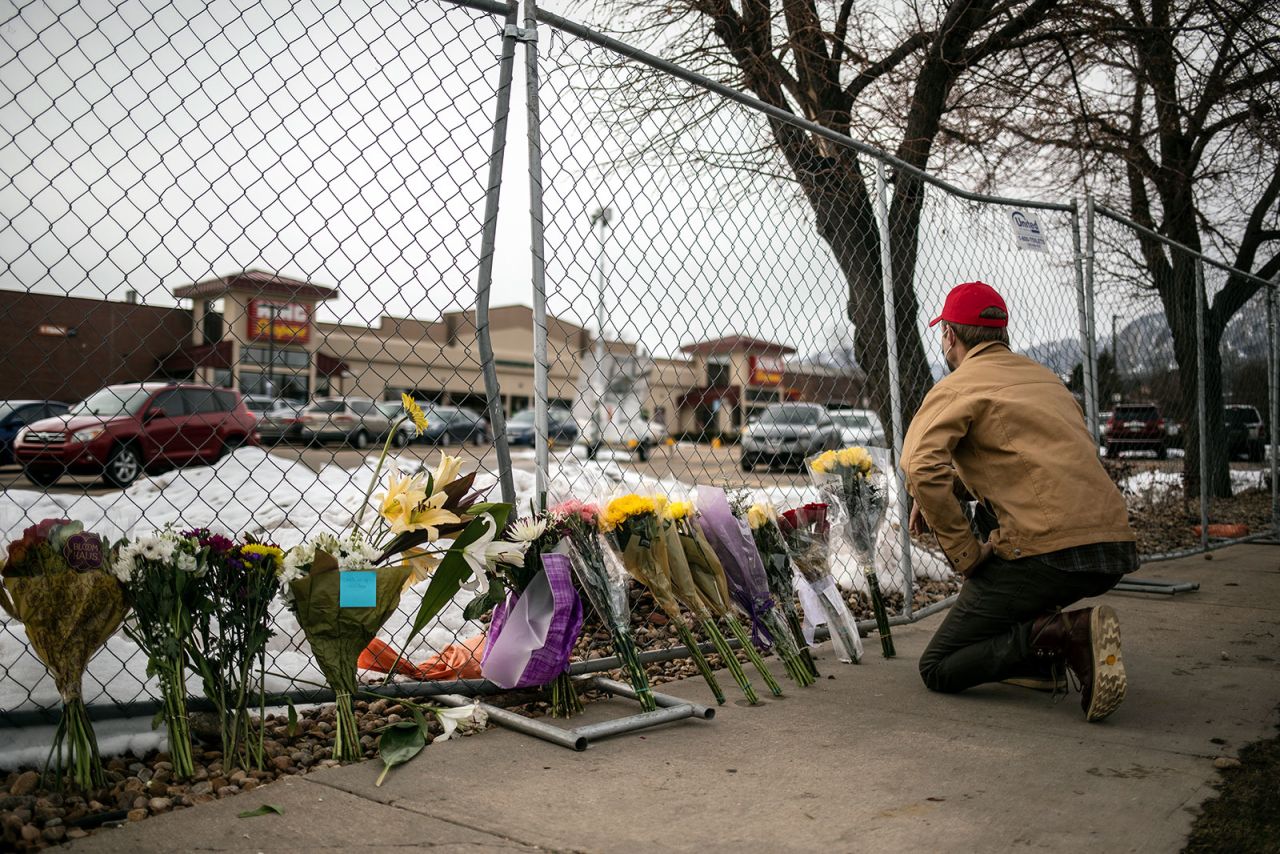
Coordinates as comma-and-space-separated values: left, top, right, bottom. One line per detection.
377, 471, 428, 525
389, 490, 462, 539
401, 393, 429, 436
746, 502, 776, 530
431, 453, 464, 491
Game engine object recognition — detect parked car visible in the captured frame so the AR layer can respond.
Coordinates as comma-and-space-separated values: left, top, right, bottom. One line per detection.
420, 405, 490, 445
1104, 403, 1167, 459
830, 408, 886, 448
739, 402, 842, 472
1, 400, 69, 465
375, 400, 417, 447
15, 383, 257, 488
1225, 404, 1265, 462
299, 397, 390, 449
506, 407, 579, 446
255, 401, 307, 444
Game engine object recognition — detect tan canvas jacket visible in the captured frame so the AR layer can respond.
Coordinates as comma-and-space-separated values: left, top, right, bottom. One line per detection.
902, 341, 1135, 575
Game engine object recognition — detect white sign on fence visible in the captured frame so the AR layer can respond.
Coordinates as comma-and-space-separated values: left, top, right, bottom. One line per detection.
1009, 210, 1048, 252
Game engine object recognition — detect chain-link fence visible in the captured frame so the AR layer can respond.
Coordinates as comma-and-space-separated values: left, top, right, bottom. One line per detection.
1, 0, 1275, 725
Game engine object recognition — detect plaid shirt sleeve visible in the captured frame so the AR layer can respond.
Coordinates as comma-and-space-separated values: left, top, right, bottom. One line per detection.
1035, 541, 1139, 574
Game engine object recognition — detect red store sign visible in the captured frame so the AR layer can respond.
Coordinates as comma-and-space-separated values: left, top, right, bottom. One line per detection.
749, 355, 785, 387
248, 299, 310, 344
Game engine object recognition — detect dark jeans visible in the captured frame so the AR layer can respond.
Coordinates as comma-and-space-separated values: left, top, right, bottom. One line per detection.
919, 556, 1121, 694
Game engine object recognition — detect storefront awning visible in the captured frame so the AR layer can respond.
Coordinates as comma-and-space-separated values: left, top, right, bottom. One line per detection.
315, 351, 349, 376
678, 385, 740, 408
158, 341, 233, 373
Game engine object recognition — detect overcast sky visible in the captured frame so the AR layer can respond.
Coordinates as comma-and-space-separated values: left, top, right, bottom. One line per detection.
1, 0, 1150, 366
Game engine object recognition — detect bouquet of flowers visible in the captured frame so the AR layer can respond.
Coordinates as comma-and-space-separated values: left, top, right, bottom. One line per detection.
477, 513, 585, 717
809, 446, 895, 657
600, 494, 725, 705
553, 499, 656, 713
744, 502, 818, 679
777, 503, 864, 664
277, 400, 506, 752
657, 499, 762, 704
185, 529, 282, 771
694, 488, 812, 689
114, 528, 213, 779
0, 519, 127, 790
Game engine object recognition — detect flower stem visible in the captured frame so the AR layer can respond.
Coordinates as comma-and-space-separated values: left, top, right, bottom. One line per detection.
611, 628, 656, 712
674, 621, 725, 705
354, 416, 406, 534
160, 662, 195, 780
332, 691, 361, 762
548, 672, 584, 718
724, 615, 784, 696
702, 619, 759, 704
865, 567, 896, 658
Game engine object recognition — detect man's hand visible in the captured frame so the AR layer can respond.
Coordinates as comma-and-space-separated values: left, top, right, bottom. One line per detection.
909, 503, 930, 537
962, 542, 996, 578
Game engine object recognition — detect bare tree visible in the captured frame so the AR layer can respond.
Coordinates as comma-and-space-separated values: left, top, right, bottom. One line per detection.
577, 0, 1081, 430
999, 0, 1280, 495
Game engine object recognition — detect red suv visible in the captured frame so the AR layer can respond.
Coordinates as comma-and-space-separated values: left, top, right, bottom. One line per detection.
15, 383, 258, 488
1105, 403, 1168, 459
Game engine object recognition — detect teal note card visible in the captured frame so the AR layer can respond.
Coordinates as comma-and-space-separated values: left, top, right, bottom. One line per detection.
339, 571, 377, 608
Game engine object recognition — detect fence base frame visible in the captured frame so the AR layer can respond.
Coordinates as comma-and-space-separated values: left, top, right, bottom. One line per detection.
433, 676, 713, 752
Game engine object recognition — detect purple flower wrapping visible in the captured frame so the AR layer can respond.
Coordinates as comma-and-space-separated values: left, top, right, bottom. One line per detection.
695, 487, 776, 647
481, 552, 584, 689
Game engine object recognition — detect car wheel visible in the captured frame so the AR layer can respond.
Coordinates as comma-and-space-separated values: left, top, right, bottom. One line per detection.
1155, 443, 1168, 461
636, 442, 650, 462
393, 430, 409, 449
104, 444, 142, 489
1105, 443, 1117, 459
353, 430, 370, 450
1248, 441, 1265, 463
219, 434, 246, 459
741, 455, 754, 472
23, 465, 62, 488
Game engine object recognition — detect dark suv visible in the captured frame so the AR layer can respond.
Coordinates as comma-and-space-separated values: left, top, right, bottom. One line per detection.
1225, 405, 1265, 462
1105, 403, 1168, 459
15, 383, 258, 488
740, 403, 842, 472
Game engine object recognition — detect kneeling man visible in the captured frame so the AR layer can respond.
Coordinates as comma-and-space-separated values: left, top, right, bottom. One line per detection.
903, 281, 1136, 722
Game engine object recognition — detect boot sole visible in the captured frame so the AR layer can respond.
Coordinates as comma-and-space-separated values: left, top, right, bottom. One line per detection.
1001, 676, 1068, 693
1086, 604, 1126, 722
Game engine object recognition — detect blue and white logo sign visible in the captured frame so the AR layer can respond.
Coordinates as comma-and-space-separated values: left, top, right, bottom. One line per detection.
1009, 210, 1047, 252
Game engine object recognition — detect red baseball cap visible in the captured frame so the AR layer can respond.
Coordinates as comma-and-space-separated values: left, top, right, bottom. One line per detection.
929, 281, 1008, 328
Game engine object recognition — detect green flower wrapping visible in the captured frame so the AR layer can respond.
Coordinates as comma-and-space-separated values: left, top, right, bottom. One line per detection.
289, 565, 412, 761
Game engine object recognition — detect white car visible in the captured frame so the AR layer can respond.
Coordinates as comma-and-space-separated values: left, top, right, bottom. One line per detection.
830, 408, 886, 448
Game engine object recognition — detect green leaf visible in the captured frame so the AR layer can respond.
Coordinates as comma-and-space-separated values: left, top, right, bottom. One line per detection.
464, 502, 503, 517
150, 709, 164, 731
462, 592, 492, 621
286, 698, 299, 738
401, 513, 497, 647
238, 804, 284, 818
375, 722, 426, 787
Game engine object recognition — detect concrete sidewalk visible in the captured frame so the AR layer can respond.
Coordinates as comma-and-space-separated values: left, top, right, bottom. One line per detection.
75, 545, 1280, 853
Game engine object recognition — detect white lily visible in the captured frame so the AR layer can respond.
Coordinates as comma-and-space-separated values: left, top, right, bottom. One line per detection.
459, 514, 528, 598
431, 453, 465, 491
432, 703, 487, 743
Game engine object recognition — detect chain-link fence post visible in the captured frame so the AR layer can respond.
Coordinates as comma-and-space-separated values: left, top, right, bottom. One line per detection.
1073, 197, 1098, 439
522, 0, 550, 504
874, 159, 914, 618
1195, 257, 1210, 551
1269, 279, 1279, 535
476, 1, 522, 506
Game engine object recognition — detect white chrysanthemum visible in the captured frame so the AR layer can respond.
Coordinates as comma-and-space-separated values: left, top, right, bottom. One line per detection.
112, 543, 138, 582
510, 517, 547, 543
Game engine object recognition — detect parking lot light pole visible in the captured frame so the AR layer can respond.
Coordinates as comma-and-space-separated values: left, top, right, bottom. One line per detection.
588, 205, 612, 454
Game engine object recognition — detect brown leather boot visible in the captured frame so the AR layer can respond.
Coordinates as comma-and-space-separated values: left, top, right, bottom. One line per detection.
1029, 605, 1126, 722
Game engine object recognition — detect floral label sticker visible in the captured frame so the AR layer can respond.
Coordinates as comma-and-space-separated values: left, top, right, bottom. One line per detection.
63, 532, 103, 571
338, 571, 377, 608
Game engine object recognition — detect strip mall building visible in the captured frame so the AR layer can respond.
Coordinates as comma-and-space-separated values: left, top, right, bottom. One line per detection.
1, 270, 865, 435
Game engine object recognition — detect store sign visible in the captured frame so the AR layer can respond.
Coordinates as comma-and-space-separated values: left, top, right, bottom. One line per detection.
749, 355, 785, 387
248, 299, 310, 344
1009, 210, 1048, 252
